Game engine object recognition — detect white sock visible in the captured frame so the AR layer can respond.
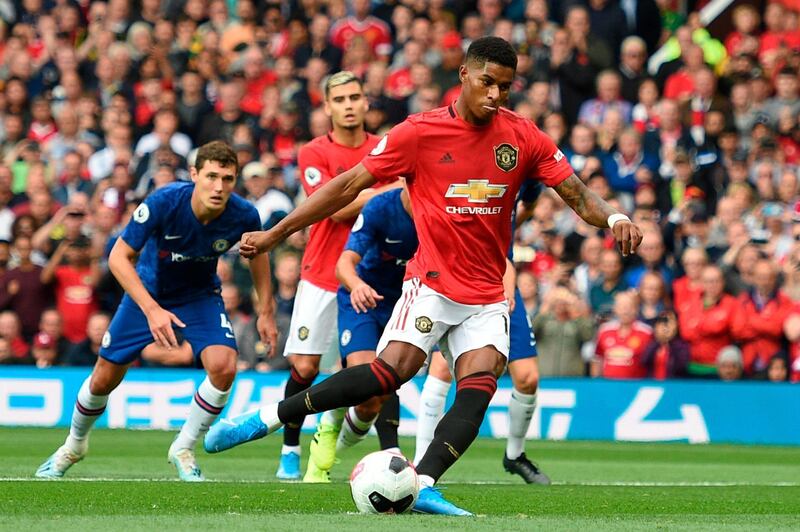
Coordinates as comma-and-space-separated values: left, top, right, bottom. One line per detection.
320, 407, 345, 430
258, 402, 283, 432
281, 444, 301, 455
336, 407, 375, 451
172, 377, 230, 452
419, 474, 435, 489
413, 375, 450, 465
506, 389, 537, 460
65, 377, 108, 454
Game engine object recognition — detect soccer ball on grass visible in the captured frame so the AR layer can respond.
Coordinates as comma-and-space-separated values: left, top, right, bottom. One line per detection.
349, 450, 419, 514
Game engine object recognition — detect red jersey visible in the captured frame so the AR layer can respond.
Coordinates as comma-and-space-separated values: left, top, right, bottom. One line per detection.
330, 16, 393, 57
595, 320, 653, 379
678, 294, 737, 366
54, 266, 98, 343
362, 106, 574, 304
297, 132, 381, 292
672, 275, 703, 315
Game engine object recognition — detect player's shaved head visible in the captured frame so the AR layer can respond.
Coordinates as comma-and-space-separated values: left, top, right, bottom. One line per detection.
465, 36, 517, 70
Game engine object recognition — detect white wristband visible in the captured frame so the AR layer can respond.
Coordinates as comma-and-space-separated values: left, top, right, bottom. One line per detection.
607, 213, 630, 229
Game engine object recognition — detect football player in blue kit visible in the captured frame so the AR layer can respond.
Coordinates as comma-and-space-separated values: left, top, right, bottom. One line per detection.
414, 181, 551, 485
36, 141, 278, 482
303, 185, 417, 482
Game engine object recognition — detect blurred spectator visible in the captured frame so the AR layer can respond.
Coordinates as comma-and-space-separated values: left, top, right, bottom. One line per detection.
40, 236, 100, 344
624, 227, 673, 288
731, 259, 794, 375
533, 286, 595, 377
0, 310, 29, 360
679, 265, 737, 377
37, 308, 72, 358
578, 70, 632, 128
767, 354, 789, 383
717, 345, 744, 381
641, 311, 689, 379
592, 291, 652, 379
589, 249, 628, 317
272, 252, 300, 366
0, 235, 49, 337
573, 234, 603, 301
638, 271, 668, 325
619, 36, 649, 104
63, 312, 109, 366
330, 0, 392, 60
517, 270, 540, 319
222, 282, 260, 372
672, 247, 707, 314
31, 331, 60, 368
242, 159, 294, 227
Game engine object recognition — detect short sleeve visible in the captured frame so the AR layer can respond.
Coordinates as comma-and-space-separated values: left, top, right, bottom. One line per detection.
297, 145, 331, 196
120, 194, 163, 251
525, 124, 574, 188
361, 120, 417, 183
344, 199, 380, 258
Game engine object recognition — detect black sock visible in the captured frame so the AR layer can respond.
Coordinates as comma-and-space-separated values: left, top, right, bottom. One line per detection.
375, 392, 400, 450
416, 372, 497, 482
278, 359, 401, 424
282, 366, 317, 446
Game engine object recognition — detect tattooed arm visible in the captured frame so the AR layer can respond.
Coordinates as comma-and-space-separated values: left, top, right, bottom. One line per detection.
552, 174, 644, 256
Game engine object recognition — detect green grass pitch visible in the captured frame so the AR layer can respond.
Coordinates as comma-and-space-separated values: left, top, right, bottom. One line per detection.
2, 427, 799, 531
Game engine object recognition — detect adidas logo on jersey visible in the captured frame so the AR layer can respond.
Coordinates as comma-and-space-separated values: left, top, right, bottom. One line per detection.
438, 152, 455, 164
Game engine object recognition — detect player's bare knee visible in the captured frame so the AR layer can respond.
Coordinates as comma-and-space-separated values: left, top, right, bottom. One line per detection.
291, 356, 320, 381
379, 342, 426, 382
509, 360, 539, 394
203, 348, 237, 390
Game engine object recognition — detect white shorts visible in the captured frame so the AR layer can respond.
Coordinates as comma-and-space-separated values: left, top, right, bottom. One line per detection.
283, 280, 337, 357
376, 278, 510, 366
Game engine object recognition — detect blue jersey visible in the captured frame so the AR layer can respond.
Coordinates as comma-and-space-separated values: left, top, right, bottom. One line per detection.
342, 188, 418, 305
120, 182, 261, 306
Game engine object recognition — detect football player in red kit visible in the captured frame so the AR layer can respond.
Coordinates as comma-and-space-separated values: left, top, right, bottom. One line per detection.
209, 37, 642, 515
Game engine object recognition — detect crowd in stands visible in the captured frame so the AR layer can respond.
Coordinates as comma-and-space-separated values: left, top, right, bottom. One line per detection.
0, 0, 798, 383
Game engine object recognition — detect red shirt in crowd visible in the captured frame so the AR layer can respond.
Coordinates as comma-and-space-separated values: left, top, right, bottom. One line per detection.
672, 275, 703, 314
330, 16, 393, 57
296, 132, 381, 292
678, 294, 738, 366
241, 71, 277, 116
595, 320, 653, 379
731, 290, 795, 373
362, 105, 573, 304
54, 266, 98, 343
663, 70, 694, 101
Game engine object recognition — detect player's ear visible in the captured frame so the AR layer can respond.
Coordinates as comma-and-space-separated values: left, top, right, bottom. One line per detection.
323, 100, 332, 118
459, 64, 468, 83
189, 165, 198, 182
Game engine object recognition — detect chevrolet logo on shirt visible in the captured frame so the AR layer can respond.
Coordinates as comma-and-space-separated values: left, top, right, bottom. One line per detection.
445, 180, 508, 203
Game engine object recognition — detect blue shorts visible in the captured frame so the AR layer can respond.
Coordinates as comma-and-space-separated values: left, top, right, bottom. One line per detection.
99, 294, 237, 366
509, 289, 537, 362
337, 289, 394, 364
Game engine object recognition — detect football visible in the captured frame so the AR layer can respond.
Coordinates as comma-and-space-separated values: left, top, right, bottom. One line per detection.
349, 450, 420, 514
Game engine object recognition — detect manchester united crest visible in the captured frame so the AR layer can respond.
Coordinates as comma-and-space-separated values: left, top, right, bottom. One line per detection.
494, 143, 518, 172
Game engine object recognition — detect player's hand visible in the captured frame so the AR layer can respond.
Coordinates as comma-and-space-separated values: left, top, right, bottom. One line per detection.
612, 220, 643, 257
256, 312, 279, 357
350, 282, 383, 313
145, 306, 186, 349
240, 230, 279, 259
505, 287, 515, 313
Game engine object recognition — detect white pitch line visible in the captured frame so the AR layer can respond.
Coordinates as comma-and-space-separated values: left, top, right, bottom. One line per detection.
1, 478, 798, 487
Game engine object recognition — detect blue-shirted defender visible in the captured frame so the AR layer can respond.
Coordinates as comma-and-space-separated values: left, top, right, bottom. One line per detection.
36, 141, 278, 482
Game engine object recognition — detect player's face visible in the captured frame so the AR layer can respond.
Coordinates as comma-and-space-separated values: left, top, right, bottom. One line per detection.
325, 81, 368, 131
460, 60, 515, 123
191, 160, 237, 213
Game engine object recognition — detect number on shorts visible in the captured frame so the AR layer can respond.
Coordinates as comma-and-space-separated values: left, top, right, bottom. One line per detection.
219, 313, 234, 333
